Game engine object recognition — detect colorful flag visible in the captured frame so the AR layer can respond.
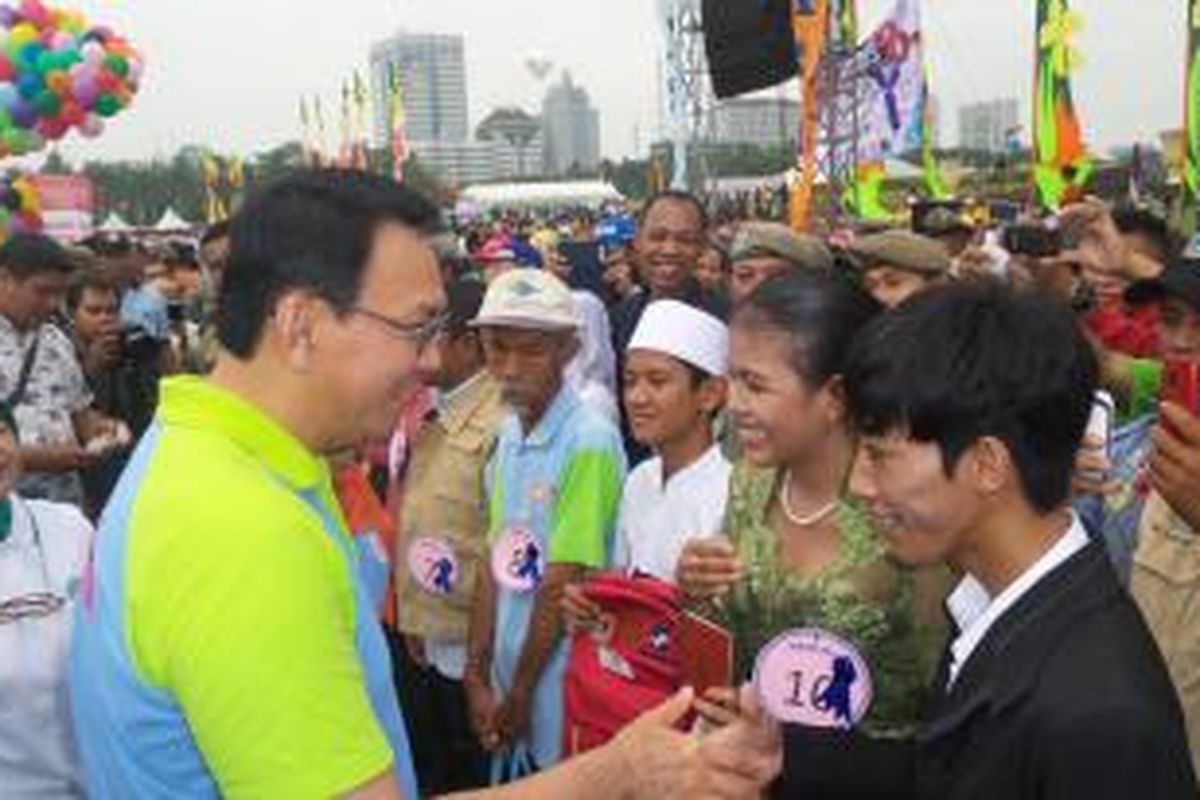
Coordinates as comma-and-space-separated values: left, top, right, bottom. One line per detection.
338, 80, 352, 169
1033, 0, 1092, 210
789, 0, 829, 231
202, 153, 227, 224
227, 157, 244, 191
1184, 0, 1200, 206
847, 163, 892, 221
841, 0, 924, 219
921, 73, 950, 200
351, 70, 370, 172
833, 0, 857, 49
299, 97, 319, 168
389, 63, 410, 182
313, 95, 328, 167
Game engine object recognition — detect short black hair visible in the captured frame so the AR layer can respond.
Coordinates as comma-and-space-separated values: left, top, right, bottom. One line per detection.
0, 233, 77, 280
1111, 204, 1178, 264
637, 189, 710, 233
843, 281, 1097, 514
733, 271, 881, 388
217, 169, 442, 358
445, 276, 486, 337
66, 271, 117, 313
200, 219, 231, 247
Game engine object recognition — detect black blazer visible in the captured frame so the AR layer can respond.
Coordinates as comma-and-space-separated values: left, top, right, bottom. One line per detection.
774, 542, 1198, 799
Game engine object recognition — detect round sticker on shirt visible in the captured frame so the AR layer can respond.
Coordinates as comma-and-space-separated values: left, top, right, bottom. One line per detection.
407, 537, 459, 596
491, 526, 545, 593
753, 627, 873, 729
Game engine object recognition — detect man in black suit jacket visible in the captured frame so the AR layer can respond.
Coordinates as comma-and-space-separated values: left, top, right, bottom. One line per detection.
773, 283, 1196, 799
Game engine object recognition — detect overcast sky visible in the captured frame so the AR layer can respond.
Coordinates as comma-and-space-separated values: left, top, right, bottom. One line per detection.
50, 0, 1188, 165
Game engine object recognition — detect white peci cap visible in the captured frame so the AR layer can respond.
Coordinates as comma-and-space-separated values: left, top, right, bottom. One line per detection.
628, 299, 729, 377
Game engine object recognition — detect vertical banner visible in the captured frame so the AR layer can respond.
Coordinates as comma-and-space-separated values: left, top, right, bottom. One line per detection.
921, 72, 950, 199
1033, 0, 1091, 210
389, 63, 410, 183
1184, 0, 1200, 215
338, 80, 352, 169
658, 0, 690, 189
313, 95, 329, 167
201, 153, 227, 224
299, 97, 313, 167
833, 0, 857, 49
227, 157, 245, 215
789, 0, 829, 231
351, 70, 370, 172
844, 0, 924, 220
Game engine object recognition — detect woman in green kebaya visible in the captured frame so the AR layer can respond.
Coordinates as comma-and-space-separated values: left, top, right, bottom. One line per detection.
677, 272, 948, 741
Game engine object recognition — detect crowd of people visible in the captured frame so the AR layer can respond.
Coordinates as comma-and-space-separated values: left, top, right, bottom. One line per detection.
1, 165, 1199, 798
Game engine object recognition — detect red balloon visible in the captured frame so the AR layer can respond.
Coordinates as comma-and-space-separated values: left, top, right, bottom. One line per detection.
94, 69, 118, 93
0, 57, 14, 82
20, 0, 51, 29
60, 100, 82, 126
36, 116, 65, 139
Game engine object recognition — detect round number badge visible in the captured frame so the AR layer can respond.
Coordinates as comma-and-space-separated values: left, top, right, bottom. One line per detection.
752, 627, 873, 729
491, 526, 545, 593
408, 538, 458, 596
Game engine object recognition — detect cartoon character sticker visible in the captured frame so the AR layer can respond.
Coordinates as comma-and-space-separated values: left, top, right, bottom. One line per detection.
753, 627, 874, 729
491, 526, 545, 593
408, 537, 459, 596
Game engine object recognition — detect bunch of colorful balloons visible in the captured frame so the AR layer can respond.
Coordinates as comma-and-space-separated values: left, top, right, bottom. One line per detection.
0, 0, 142, 158
0, 174, 42, 241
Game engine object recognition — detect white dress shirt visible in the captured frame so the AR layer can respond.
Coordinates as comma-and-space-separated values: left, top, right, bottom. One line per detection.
612, 444, 732, 582
945, 514, 1090, 689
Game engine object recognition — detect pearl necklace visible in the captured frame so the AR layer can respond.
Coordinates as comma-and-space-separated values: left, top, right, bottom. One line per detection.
779, 470, 839, 527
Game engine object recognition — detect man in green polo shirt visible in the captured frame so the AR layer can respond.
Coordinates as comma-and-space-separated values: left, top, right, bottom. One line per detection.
70, 170, 781, 800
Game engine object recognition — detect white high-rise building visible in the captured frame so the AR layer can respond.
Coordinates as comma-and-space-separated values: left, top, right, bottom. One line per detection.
368, 32, 469, 148
958, 98, 1020, 154
541, 73, 601, 176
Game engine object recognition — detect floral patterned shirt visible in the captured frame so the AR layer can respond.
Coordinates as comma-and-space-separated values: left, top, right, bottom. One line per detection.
0, 315, 91, 505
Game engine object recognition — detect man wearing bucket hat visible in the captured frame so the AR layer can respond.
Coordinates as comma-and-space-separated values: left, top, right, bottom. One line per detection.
728, 222, 834, 305
464, 268, 627, 775
847, 229, 952, 309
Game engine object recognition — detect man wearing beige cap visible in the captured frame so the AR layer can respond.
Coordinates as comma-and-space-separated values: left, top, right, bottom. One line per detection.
464, 268, 627, 776
848, 229, 952, 308
728, 221, 834, 305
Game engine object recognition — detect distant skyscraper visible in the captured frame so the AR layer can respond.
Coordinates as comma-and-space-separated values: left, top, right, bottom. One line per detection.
541, 72, 601, 176
368, 32, 469, 148
958, 98, 1020, 154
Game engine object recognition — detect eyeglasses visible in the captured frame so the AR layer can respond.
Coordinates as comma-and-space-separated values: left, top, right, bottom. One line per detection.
349, 306, 450, 352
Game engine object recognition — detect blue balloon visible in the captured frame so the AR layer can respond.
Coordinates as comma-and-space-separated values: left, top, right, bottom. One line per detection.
0, 84, 18, 113
16, 73, 41, 100
19, 43, 43, 69
9, 97, 37, 129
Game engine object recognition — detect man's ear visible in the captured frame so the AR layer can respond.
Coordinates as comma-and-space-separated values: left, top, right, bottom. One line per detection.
965, 435, 1015, 498
271, 291, 320, 371
698, 375, 728, 416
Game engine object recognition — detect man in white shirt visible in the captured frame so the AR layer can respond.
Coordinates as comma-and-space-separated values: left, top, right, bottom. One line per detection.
612, 300, 731, 580
773, 282, 1196, 799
